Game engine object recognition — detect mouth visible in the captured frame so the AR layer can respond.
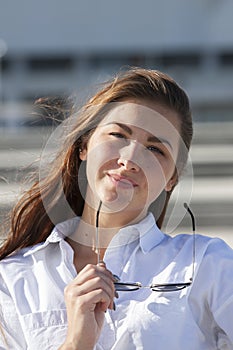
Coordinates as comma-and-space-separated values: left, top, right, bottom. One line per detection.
107, 173, 138, 188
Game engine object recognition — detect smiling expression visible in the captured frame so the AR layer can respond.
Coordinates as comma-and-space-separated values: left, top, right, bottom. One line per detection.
79, 101, 181, 218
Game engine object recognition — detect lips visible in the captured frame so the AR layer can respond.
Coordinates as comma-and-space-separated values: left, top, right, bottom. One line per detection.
107, 173, 138, 187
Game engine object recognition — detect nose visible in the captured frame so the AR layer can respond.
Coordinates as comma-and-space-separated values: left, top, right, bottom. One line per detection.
117, 140, 141, 172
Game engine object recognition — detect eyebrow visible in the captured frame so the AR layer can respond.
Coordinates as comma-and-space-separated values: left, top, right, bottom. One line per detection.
109, 122, 173, 150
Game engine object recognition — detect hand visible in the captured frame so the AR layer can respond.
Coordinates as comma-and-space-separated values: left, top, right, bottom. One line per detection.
59, 262, 115, 350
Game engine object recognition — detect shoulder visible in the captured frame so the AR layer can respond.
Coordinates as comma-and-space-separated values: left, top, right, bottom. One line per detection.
0, 216, 77, 271
181, 233, 233, 286
0, 246, 30, 267
168, 231, 233, 265
0, 241, 50, 283
0, 247, 33, 286
198, 235, 233, 269
171, 230, 232, 250
194, 233, 233, 259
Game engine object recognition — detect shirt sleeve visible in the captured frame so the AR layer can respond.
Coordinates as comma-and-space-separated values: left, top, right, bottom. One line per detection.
209, 240, 233, 344
95, 345, 104, 350
0, 273, 27, 349
192, 237, 233, 346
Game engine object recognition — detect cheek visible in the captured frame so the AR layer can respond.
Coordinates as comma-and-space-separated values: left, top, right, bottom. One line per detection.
142, 160, 172, 203
85, 142, 119, 184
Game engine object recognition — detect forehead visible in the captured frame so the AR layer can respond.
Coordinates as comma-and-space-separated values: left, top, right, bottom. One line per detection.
101, 102, 179, 131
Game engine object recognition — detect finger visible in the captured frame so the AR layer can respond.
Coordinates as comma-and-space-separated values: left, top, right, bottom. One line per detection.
76, 264, 115, 287
68, 264, 116, 310
97, 262, 117, 283
65, 269, 115, 308
73, 287, 113, 313
80, 262, 114, 280
75, 275, 115, 301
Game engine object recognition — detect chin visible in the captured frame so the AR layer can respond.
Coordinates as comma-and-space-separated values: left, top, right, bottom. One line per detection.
101, 198, 145, 216
100, 200, 130, 214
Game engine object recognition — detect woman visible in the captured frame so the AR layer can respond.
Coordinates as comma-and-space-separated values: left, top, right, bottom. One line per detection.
1, 68, 233, 349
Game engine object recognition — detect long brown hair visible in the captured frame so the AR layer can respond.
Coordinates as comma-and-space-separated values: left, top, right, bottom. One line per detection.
0, 67, 193, 260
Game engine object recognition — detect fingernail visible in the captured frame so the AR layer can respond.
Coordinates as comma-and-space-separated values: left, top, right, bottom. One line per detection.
98, 260, 106, 266
113, 274, 120, 282
113, 302, 116, 311
115, 291, 119, 299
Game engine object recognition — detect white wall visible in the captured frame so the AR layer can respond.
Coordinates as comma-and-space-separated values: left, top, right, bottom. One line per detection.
1, 0, 233, 54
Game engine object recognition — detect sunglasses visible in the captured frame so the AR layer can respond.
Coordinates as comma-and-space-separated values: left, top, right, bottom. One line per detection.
96, 202, 195, 293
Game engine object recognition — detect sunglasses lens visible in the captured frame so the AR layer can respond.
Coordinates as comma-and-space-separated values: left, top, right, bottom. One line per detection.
151, 282, 191, 292
114, 282, 141, 291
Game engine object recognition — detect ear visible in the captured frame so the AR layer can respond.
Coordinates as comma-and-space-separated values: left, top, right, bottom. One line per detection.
79, 147, 87, 161
165, 174, 178, 192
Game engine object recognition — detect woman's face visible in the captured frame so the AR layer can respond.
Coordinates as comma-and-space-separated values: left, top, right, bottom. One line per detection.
80, 100, 181, 217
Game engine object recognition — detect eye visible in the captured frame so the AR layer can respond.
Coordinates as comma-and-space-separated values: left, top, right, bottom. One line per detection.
147, 145, 165, 156
109, 132, 126, 139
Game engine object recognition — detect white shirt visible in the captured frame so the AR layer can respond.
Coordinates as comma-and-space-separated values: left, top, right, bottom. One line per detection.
1, 213, 233, 349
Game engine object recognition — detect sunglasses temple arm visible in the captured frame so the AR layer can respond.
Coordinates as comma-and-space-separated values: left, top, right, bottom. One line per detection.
184, 203, 196, 281
95, 201, 102, 265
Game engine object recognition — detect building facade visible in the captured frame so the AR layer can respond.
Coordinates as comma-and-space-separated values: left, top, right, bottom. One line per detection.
0, 0, 233, 124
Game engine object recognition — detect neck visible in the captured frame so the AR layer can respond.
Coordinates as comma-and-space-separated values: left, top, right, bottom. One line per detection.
83, 186, 148, 229
67, 197, 148, 273
82, 198, 147, 229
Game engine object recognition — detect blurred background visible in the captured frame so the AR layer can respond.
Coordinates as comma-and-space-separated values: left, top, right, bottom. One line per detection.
0, 0, 232, 244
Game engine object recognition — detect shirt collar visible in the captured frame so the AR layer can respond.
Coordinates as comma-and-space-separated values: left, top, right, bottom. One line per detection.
23, 217, 80, 257
139, 212, 165, 253
23, 213, 165, 257
98, 212, 165, 253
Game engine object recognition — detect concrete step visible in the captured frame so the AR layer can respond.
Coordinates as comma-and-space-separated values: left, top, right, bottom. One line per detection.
0, 144, 232, 182
1, 144, 232, 166
0, 122, 232, 149
164, 176, 233, 230
1, 177, 232, 226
